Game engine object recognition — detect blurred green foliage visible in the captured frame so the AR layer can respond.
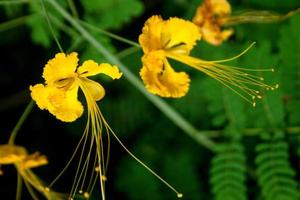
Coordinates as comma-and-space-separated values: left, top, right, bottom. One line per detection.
1, 0, 300, 200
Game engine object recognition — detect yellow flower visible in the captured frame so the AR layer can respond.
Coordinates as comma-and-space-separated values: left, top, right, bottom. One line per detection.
139, 16, 278, 105
193, 0, 233, 45
30, 52, 122, 199
192, 0, 300, 45
0, 144, 27, 164
30, 52, 122, 122
0, 144, 64, 199
139, 16, 200, 98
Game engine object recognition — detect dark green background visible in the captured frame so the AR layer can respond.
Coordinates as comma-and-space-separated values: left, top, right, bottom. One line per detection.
1, 0, 300, 199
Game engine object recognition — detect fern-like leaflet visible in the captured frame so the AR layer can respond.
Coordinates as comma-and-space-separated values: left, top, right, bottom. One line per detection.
210, 142, 247, 200
255, 135, 299, 200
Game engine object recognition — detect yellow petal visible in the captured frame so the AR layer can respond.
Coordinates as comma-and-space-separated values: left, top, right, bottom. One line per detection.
77, 61, 123, 80
98, 63, 123, 79
30, 84, 49, 110
210, 0, 231, 16
30, 84, 83, 122
43, 52, 78, 85
140, 52, 190, 98
80, 78, 105, 101
139, 15, 165, 53
139, 16, 201, 55
77, 60, 100, 77
20, 152, 48, 169
200, 22, 233, 45
162, 17, 201, 54
221, 28, 234, 41
0, 145, 27, 164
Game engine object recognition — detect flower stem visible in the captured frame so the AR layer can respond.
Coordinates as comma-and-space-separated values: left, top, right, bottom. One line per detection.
79, 20, 141, 48
46, 0, 217, 152
0, 0, 31, 5
8, 100, 35, 144
0, 15, 32, 32
67, 0, 78, 19
40, 0, 64, 52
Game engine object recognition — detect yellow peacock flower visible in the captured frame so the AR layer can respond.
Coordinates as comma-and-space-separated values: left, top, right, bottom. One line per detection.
193, 0, 300, 45
30, 52, 122, 199
0, 144, 65, 199
139, 15, 278, 106
193, 0, 233, 45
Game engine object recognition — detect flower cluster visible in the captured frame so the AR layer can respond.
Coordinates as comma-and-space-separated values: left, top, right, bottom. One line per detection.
6, 1, 294, 199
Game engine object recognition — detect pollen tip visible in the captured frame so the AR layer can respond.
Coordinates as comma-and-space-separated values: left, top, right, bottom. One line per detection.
252, 102, 256, 107
44, 187, 50, 192
257, 95, 262, 99
252, 96, 256, 100
95, 166, 100, 172
79, 190, 83, 194
83, 192, 90, 198
101, 175, 107, 181
177, 193, 183, 198
275, 84, 279, 89
260, 77, 264, 81
271, 68, 275, 72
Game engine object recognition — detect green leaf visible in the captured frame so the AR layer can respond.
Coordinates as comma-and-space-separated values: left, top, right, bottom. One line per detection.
26, 1, 67, 47
210, 142, 247, 200
115, 157, 164, 200
162, 152, 204, 200
278, 15, 300, 126
255, 137, 299, 200
82, 0, 144, 30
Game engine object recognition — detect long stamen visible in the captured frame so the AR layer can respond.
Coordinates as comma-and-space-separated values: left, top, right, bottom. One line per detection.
77, 77, 183, 198
77, 78, 107, 200
165, 51, 278, 106
100, 114, 183, 198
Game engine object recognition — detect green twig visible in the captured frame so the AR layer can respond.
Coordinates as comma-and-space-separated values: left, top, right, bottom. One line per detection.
16, 173, 23, 200
8, 100, 35, 144
40, 0, 63, 52
79, 20, 141, 48
47, 12, 78, 38
0, 0, 31, 5
0, 15, 32, 32
116, 46, 140, 59
46, 0, 217, 152
67, 0, 78, 19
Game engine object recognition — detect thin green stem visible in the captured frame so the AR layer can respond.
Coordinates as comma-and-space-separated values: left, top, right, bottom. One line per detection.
79, 20, 141, 48
0, 0, 31, 5
46, 0, 217, 152
0, 15, 32, 32
67, 0, 78, 19
16, 173, 23, 200
47, 12, 78, 38
116, 46, 140, 59
8, 100, 35, 144
67, 36, 84, 52
40, 0, 63, 52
